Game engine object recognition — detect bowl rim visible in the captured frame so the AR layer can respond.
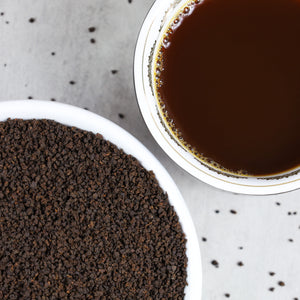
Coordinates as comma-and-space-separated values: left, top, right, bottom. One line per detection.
133, 0, 300, 196
0, 100, 202, 300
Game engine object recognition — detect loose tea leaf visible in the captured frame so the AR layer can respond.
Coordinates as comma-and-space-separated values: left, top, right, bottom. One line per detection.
0, 119, 187, 299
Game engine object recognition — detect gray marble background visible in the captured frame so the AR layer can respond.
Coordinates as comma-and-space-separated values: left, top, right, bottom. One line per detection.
1, 1, 300, 299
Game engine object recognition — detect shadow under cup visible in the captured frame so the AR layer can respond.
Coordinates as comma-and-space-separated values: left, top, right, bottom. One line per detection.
134, 0, 300, 195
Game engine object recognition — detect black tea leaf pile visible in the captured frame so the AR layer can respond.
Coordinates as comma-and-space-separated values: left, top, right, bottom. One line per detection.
0, 119, 187, 299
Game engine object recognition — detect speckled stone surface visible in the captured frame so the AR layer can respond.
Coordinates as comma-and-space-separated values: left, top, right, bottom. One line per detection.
1, 1, 300, 299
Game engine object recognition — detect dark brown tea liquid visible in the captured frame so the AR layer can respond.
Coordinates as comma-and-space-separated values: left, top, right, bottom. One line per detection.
155, 0, 300, 176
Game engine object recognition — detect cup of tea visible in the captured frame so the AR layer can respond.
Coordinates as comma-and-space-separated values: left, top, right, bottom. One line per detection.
134, 0, 300, 195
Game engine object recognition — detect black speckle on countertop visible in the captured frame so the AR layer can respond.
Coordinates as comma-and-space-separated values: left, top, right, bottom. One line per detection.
211, 260, 219, 268
237, 261, 244, 267
230, 210, 237, 214
224, 293, 230, 298
50, 98, 56, 102
28, 18, 36, 23
90, 38, 96, 44
269, 287, 275, 292
118, 113, 125, 119
215, 209, 220, 214
111, 70, 118, 75
69, 81, 76, 85
202, 237, 207, 242
88, 27, 96, 32
269, 272, 275, 276
28, 96, 33, 99
278, 281, 285, 287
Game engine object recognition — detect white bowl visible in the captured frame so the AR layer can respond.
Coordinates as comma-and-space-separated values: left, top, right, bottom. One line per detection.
0, 100, 202, 300
134, 0, 300, 195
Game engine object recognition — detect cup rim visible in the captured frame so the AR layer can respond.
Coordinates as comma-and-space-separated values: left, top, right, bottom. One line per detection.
0, 100, 202, 299
133, 0, 300, 195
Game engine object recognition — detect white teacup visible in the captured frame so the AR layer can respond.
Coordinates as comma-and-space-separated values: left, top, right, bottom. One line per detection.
134, 0, 300, 195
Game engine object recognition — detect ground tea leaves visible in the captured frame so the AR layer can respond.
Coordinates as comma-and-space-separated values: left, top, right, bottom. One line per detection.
0, 119, 187, 299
